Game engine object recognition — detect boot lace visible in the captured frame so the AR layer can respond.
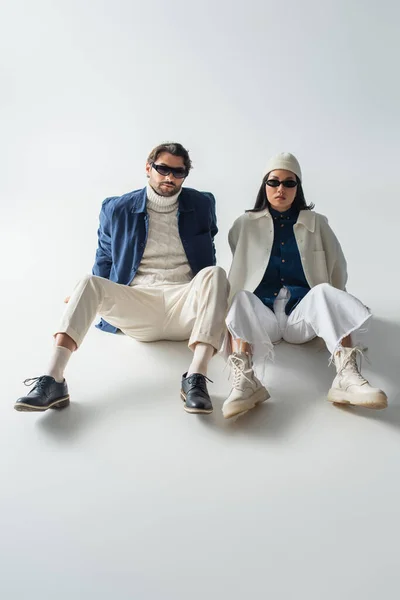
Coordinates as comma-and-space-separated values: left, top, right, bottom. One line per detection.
339, 347, 369, 384
228, 354, 253, 389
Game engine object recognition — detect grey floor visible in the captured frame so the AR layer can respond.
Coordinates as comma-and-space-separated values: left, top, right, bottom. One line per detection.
1, 288, 399, 599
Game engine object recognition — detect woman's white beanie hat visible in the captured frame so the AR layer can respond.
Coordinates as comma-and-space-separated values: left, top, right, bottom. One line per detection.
264, 152, 302, 182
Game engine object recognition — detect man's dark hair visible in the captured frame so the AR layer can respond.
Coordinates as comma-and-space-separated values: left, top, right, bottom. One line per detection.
247, 175, 315, 213
147, 142, 192, 174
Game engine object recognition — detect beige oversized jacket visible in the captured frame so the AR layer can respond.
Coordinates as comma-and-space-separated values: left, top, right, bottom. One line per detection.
227, 208, 347, 303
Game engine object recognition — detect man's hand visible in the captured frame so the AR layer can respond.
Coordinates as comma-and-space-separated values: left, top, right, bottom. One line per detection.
64, 296, 70, 304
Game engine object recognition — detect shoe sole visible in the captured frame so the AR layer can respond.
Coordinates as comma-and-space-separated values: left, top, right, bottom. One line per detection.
14, 396, 70, 412
327, 389, 388, 410
223, 388, 270, 419
180, 391, 213, 414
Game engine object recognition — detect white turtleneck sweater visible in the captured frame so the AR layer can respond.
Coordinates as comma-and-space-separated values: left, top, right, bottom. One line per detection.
130, 184, 193, 287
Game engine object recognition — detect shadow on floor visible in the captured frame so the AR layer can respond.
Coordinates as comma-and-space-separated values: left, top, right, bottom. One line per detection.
36, 317, 400, 441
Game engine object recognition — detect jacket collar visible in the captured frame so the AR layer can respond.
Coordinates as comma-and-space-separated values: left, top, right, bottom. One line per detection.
177, 188, 195, 212
131, 188, 147, 213
131, 187, 194, 213
247, 207, 316, 232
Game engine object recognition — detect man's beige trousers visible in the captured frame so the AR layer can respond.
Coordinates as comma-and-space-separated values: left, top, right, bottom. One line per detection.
56, 266, 229, 351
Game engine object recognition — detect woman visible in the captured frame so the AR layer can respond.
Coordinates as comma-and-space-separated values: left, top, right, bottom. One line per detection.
222, 152, 387, 419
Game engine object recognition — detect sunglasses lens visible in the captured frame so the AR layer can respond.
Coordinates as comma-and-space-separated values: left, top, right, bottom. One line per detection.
153, 164, 187, 178
171, 168, 187, 179
267, 179, 297, 188
153, 164, 170, 176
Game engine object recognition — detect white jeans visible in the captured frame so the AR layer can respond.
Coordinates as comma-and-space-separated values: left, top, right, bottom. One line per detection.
56, 266, 229, 352
224, 284, 371, 380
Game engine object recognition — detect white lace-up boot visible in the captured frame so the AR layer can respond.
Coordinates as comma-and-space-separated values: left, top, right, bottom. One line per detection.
222, 352, 270, 419
328, 347, 387, 409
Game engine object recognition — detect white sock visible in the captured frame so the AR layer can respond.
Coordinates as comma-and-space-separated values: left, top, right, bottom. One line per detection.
46, 346, 72, 382
187, 343, 215, 377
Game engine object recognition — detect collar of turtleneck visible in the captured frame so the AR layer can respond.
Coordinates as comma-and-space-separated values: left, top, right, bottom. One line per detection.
146, 183, 182, 213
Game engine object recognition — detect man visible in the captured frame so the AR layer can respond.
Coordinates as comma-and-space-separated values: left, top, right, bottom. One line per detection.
15, 142, 229, 415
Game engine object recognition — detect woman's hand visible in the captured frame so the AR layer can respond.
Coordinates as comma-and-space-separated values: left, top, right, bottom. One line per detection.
64, 296, 70, 304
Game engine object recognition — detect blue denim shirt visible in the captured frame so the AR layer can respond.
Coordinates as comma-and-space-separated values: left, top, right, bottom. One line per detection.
254, 206, 310, 315
92, 186, 218, 333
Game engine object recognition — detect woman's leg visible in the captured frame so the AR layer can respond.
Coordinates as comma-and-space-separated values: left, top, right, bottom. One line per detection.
284, 283, 370, 353
222, 290, 280, 419
231, 338, 251, 354
341, 334, 352, 347
285, 284, 387, 409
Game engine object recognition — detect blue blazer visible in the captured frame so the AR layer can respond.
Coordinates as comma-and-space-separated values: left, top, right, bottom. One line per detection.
92, 186, 218, 333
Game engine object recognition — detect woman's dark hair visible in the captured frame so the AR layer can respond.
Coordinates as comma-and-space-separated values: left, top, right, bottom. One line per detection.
147, 142, 192, 174
247, 174, 314, 212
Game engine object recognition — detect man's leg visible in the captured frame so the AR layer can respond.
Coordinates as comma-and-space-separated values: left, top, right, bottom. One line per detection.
14, 276, 163, 412
163, 266, 229, 414
285, 283, 387, 409
187, 343, 214, 378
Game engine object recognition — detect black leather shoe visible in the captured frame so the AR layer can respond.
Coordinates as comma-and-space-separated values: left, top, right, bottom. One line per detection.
14, 376, 70, 412
180, 373, 213, 414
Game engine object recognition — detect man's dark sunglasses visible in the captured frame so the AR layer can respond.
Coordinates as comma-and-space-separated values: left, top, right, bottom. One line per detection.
151, 163, 188, 179
266, 179, 298, 188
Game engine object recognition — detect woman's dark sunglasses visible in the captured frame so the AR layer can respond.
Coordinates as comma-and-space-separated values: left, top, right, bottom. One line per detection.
266, 179, 298, 188
151, 163, 188, 179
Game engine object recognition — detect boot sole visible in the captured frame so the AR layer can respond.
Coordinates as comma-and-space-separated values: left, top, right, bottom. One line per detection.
223, 388, 270, 419
180, 391, 213, 414
14, 396, 70, 412
327, 389, 388, 410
